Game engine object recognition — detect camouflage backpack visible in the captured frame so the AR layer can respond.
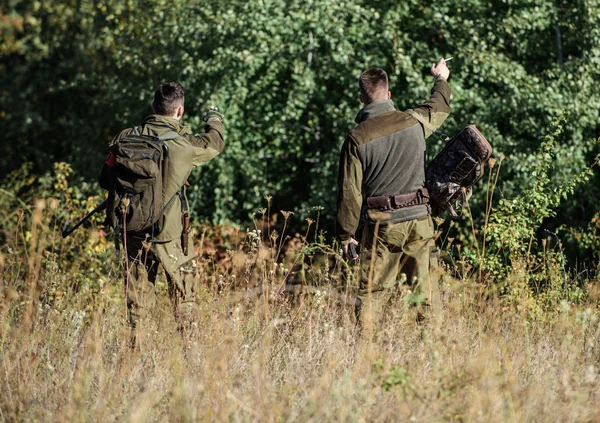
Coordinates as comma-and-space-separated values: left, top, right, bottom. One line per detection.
407, 111, 493, 219
100, 127, 180, 235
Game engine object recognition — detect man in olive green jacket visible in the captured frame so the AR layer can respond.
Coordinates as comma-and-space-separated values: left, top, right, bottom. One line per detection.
336, 59, 451, 325
101, 82, 224, 331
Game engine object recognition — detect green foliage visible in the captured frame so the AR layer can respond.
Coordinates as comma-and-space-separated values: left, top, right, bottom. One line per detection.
449, 118, 598, 314
2, 0, 599, 240
565, 211, 600, 269
0, 161, 115, 313
372, 359, 415, 397
486, 118, 597, 262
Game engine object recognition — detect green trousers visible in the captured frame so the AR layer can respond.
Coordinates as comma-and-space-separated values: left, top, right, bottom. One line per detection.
124, 232, 198, 329
357, 215, 439, 324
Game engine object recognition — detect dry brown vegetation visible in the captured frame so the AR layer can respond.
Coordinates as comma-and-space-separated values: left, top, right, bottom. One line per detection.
2, 215, 600, 422
2, 155, 600, 422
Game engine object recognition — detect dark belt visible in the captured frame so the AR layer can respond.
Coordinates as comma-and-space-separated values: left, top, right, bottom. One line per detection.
366, 188, 430, 211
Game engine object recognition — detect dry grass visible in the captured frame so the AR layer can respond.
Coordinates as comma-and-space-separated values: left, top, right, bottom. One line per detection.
2, 256, 600, 423
1, 191, 600, 422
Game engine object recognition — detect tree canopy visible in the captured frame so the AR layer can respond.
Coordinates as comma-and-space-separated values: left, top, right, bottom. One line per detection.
2, 0, 599, 236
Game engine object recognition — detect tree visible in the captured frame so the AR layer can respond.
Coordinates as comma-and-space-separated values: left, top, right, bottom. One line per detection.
1, 0, 599, 239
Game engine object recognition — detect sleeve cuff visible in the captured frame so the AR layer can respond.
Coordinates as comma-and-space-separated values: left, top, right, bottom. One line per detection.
204, 120, 224, 137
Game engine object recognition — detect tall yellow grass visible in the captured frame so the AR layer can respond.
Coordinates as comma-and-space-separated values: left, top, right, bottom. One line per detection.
1, 194, 600, 422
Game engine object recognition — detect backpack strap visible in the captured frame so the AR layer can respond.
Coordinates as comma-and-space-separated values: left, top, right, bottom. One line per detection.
129, 126, 143, 136
406, 110, 449, 141
157, 131, 181, 141
447, 201, 462, 220
128, 127, 180, 140
446, 186, 473, 221
162, 184, 188, 213
163, 188, 179, 212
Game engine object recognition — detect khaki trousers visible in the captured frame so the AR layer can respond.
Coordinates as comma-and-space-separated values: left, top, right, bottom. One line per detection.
357, 215, 439, 324
124, 233, 198, 330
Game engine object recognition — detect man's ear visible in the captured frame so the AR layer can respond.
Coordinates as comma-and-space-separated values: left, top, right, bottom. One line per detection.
151, 101, 157, 114
387, 90, 391, 100
176, 105, 184, 120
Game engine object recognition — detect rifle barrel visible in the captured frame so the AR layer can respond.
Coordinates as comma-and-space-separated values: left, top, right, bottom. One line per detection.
61, 199, 108, 238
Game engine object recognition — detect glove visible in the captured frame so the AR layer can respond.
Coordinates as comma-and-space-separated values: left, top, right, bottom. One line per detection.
341, 238, 359, 261
202, 106, 224, 123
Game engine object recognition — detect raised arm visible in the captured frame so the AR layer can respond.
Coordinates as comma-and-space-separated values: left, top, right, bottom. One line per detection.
189, 110, 225, 166
408, 58, 452, 139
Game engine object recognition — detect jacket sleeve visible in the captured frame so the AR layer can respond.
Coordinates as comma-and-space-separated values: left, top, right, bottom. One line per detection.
336, 135, 363, 243
408, 77, 452, 139
188, 120, 225, 166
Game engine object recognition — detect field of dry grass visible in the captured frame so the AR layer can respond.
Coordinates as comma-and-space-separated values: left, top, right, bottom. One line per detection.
2, 225, 600, 422
1, 171, 600, 422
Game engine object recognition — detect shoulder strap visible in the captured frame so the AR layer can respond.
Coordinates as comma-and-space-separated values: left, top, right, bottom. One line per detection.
126, 128, 180, 141
162, 183, 191, 217
129, 126, 143, 136
406, 110, 448, 141
158, 131, 181, 141
163, 189, 180, 213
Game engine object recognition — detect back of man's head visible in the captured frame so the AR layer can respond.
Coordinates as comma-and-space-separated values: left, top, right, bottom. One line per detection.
358, 68, 389, 104
153, 82, 185, 116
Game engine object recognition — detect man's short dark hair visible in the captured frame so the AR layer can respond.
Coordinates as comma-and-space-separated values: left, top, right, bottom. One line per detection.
359, 68, 388, 104
153, 82, 185, 116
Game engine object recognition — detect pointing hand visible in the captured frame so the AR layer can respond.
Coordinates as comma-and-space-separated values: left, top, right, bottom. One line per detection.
431, 58, 450, 81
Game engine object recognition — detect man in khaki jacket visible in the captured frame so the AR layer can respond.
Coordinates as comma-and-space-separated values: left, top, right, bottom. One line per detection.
336, 59, 451, 324
100, 82, 224, 332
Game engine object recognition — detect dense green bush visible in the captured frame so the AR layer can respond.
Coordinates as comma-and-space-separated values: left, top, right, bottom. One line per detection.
2, 0, 599, 242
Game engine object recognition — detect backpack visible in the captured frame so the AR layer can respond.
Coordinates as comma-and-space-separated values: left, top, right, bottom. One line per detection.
407, 111, 493, 219
101, 127, 181, 235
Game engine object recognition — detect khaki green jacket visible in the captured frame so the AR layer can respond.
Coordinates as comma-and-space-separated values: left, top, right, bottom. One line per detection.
336, 77, 451, 243
111, 115, 224, 243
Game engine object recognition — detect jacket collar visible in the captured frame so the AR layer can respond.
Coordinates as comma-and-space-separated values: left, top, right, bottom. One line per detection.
355, 100, 396, 124
143, 115, 191, 135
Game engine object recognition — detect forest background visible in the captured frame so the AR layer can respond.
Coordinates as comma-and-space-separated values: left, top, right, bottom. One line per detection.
2, 0, 600, 261
3, 1, 600, 421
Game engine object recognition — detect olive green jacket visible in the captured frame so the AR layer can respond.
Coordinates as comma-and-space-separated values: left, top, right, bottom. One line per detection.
110, 115, 224, 243
336, 77, 451, 243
